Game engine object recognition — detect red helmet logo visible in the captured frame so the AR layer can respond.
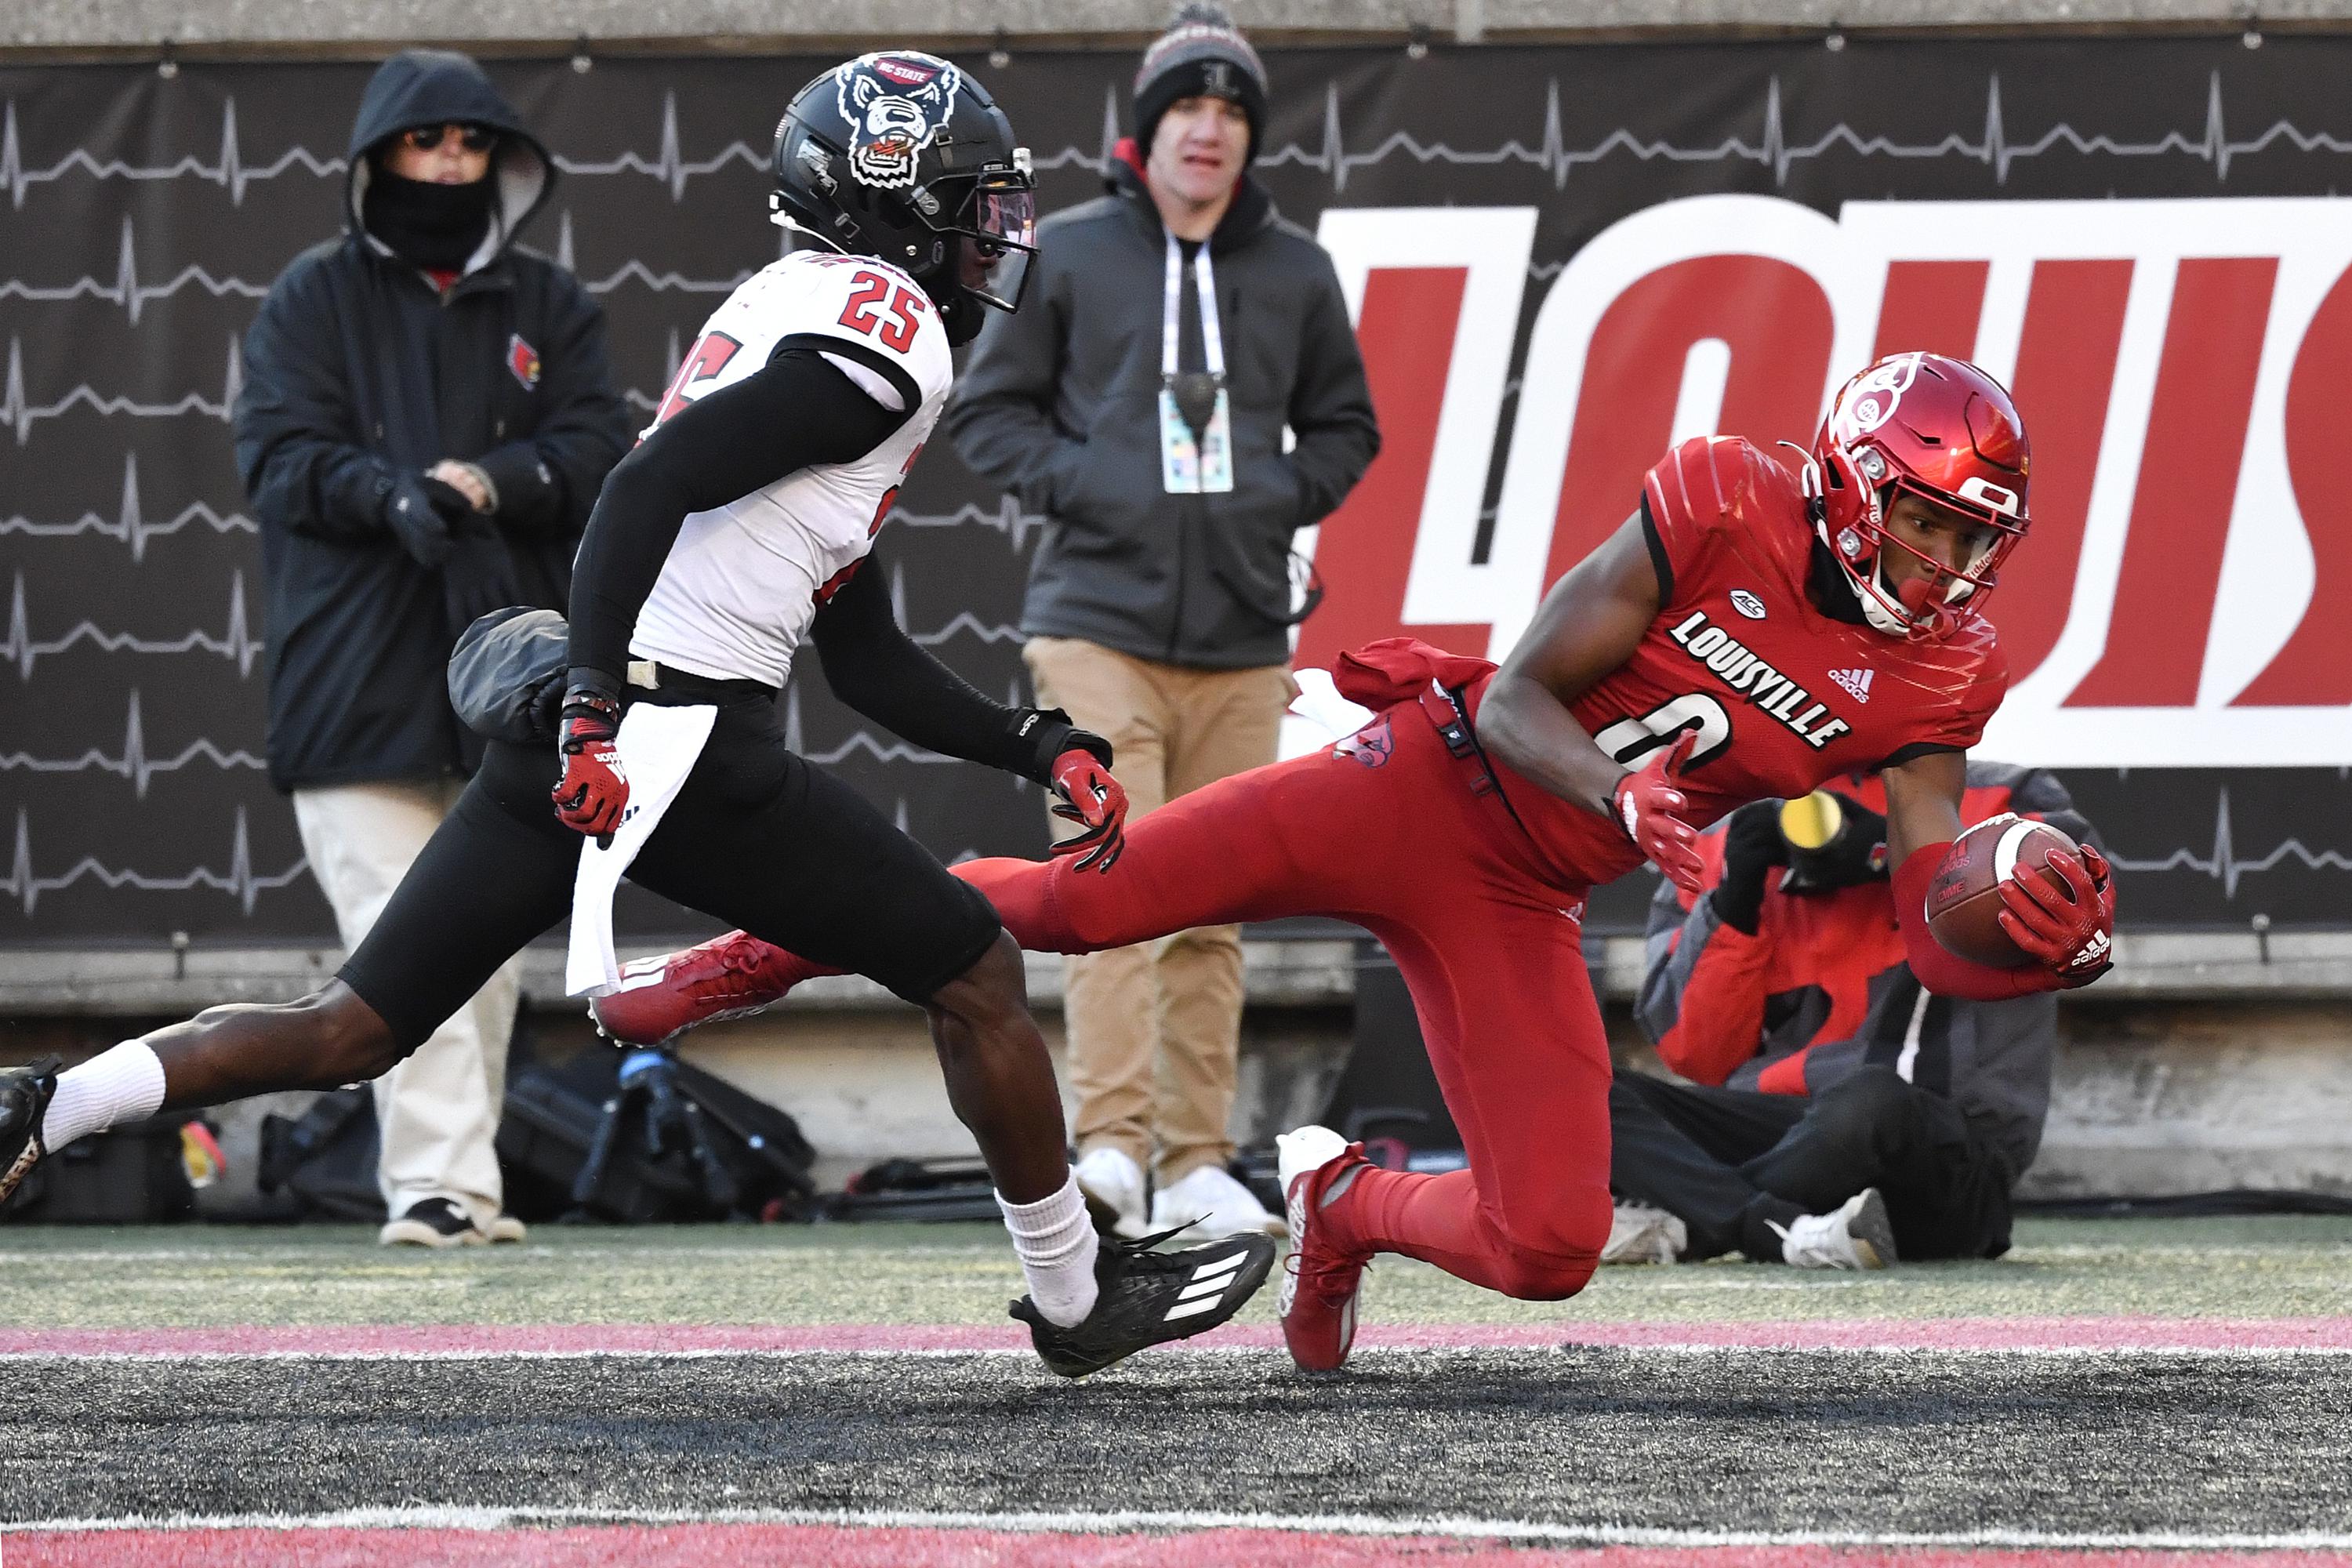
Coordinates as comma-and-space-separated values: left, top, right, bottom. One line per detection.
1809, 352, 2032, 640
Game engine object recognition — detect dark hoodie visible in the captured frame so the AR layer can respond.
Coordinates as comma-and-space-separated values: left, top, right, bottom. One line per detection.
234, 49, 630, 792
946, 141, 1379, 670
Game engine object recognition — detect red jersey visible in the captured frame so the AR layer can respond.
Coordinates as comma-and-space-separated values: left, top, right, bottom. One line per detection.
1491, 435, 2008, 889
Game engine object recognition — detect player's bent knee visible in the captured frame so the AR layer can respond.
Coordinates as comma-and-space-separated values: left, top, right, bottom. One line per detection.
299, 982, 405, 1083
1486, 1243, 1599, 1301
925, 933, 1034, 1034
1811, 1065, 1910, 1144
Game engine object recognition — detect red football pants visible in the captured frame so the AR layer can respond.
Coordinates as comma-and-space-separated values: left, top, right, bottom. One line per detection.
962, 703, 1610, 1301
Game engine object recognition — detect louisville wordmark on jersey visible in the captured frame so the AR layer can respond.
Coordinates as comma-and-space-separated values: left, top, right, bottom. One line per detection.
1521, 435, 2009, 888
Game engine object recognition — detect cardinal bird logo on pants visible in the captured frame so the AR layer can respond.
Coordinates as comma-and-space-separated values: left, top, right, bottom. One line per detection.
1333, 715, 1395, 769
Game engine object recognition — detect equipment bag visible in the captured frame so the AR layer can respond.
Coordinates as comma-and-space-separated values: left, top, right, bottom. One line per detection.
1, 1115, 198, 1224
256, 1088, 387, 1221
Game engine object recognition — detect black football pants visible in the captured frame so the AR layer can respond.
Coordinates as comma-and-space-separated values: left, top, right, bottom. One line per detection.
1608, 1065, 2016, 1262
338, 685, 1003, 1053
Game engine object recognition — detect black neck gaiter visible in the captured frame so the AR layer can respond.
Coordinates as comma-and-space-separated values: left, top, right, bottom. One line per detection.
364, 168, 495, 272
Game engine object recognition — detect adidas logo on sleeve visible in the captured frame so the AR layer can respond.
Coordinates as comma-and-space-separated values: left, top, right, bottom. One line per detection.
1828, 667, 1875, 703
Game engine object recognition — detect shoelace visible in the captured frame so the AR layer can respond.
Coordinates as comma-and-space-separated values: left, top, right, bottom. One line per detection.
1105, 1220, 1207, 1279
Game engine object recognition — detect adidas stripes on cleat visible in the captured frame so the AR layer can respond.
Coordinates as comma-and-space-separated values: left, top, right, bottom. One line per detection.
1011, 1225, 1276, 1378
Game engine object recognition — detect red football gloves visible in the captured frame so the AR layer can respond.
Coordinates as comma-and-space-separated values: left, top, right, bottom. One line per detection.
1047, 746, 1128, 873
1609, 729, 1706, 898
1997, 843, 2116, 987
551, 681, 628, 848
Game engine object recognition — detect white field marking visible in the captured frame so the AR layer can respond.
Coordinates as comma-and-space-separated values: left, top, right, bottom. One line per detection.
6, 1342, 2352, 1365
8, 1504, 2352, 1552
0, 1244, 1014, 1265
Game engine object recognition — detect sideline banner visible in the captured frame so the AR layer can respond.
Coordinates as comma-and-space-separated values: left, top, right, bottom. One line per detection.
3, 38, 2350, 942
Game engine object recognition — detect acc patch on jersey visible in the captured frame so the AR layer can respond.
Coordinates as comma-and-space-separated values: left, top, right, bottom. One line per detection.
835, 51, 963, 189
507, 334, 542, 390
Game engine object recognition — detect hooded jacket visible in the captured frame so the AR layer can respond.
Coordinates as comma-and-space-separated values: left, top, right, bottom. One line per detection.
234, 49, 630, 792
946, 145, 1378, 670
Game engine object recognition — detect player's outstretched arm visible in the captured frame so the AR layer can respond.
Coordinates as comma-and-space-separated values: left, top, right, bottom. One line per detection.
1479, 515, 1658, 811
1882, 750, 2114, 997
1479, 514, 1704, 893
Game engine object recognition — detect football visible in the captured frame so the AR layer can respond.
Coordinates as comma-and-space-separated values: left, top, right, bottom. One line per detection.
1924, 815, 2085, 967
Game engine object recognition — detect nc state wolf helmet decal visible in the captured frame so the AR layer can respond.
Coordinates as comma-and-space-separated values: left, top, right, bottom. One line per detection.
834, 52, 965, 190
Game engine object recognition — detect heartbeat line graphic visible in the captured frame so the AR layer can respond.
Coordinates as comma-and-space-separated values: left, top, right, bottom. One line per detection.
0, 452, 256, 561
9, 71, 2346, 227
5, 570, 266, 680
0, 215, 267, 324
3, 808, 308, 916
549, 93, 767, 200
0, 690, 266, 798
1257, 71, 2352, 191
2105, 786, 2352, 900
0, 211, 743, 321
1, 335, 241, 445
880, 563, 1022, 648
0, 97, 339, 209
781, 678, 1037, 781
895, 495, 1047, 554
546, 210, 752, 296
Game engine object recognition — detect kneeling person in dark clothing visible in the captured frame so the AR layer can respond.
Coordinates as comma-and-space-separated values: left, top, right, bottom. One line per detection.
1611, 763, 2093, 1269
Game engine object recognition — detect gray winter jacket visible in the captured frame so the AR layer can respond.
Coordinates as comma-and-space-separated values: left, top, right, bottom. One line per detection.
946, 156, 1378, 670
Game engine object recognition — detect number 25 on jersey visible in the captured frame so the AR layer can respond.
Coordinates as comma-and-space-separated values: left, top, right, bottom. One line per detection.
837, 270, 927, 354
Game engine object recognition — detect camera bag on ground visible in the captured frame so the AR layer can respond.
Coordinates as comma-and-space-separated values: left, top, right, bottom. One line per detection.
824, 1157, 1002, 1222
498, 1045, 818, 1224
1, 1115, 198, 1223
256, 1087, 387, 1221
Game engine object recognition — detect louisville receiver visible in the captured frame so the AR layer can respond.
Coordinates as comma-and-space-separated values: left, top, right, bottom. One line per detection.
594, 351, 2118, 1370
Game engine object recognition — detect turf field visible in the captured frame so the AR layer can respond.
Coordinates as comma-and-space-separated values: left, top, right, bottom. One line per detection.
2, 1215, 2350, 1566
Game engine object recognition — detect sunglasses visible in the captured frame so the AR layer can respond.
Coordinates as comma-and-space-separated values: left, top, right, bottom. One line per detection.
399, 124, 497, 153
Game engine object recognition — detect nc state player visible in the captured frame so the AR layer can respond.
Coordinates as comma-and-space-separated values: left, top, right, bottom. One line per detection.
0, 53, 1281, 1379
592, 352, 2117, 1370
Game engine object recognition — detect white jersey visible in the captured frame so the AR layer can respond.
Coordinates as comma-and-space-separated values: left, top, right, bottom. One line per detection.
626, 249, 954, 688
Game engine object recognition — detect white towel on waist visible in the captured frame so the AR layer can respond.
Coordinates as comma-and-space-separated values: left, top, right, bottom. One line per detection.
565, 702, 719, 998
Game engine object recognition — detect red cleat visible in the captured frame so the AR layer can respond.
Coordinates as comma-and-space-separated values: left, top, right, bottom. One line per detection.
1275, 1124, 1374, 1372
590, 931, 811, 1045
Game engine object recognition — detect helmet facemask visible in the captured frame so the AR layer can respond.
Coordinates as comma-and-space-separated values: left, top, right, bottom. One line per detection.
1806, 353, 2032, 641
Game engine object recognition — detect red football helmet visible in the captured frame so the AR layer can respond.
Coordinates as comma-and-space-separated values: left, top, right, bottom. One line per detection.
1802, 352, 2031, 639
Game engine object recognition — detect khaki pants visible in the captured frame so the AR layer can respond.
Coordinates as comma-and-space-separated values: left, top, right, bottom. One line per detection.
1023, 637, 1295, 1184
292, 779, 520, 1226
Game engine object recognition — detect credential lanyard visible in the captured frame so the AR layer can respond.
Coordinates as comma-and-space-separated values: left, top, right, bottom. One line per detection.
1159, 234, 1233, 493
1162, 232, 1225, 381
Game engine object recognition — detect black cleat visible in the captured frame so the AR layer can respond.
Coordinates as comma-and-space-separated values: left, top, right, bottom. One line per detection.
1010, 1225, 1277, 1379
0, 1056, 63, 1210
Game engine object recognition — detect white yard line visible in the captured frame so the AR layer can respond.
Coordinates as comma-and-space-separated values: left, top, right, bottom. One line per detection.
7, 1504, 2352, 1551
5, 1341, 2352, 1363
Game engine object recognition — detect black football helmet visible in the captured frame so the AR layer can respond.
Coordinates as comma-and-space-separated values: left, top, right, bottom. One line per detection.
771, 50, 1038, 346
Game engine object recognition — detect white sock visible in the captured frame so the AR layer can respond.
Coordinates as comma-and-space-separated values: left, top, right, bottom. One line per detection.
996, 1177, 1100, 1328
40, 1042, 166, 1152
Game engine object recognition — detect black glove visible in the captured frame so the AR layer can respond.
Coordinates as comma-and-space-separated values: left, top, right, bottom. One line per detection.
1783, 791, 1890, 892
1011, 706, 1112, 784
383, 471, 454, 568
1710, 800, 1787, 935
420, 474, 478, 522
441, 520, 524, 637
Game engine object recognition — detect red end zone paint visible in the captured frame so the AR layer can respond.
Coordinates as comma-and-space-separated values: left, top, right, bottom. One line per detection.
11, 1527, 2352, 1568
5, 1316, 2350, 1358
